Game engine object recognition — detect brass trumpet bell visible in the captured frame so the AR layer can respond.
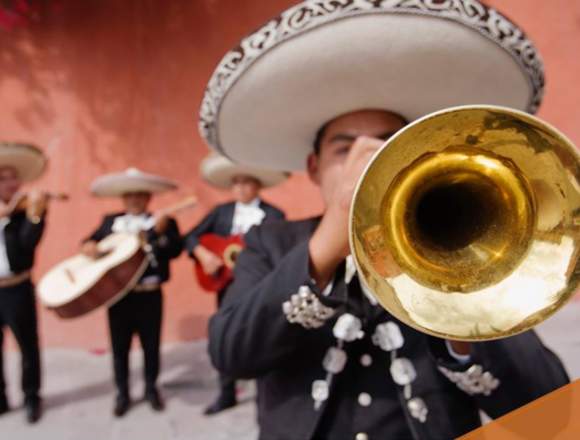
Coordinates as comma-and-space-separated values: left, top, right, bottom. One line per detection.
350, 105, 580, 341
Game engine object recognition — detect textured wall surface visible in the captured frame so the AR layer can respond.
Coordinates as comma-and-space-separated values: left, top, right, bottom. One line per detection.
0, 0, 578, 348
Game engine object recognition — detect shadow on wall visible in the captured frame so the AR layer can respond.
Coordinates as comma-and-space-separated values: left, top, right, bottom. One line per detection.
0, 0, 226, 172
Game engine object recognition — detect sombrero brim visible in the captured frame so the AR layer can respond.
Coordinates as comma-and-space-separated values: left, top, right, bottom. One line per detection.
0, 143, 47, 182
199, 1, 543, 171
91, 171, 178, 197
201, 154, 288, 189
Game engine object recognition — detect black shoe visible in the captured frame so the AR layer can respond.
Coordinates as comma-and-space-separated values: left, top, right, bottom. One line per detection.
145, 388, 165, 412
113, 394, 130, 418
203, 394, 237, 416
0, 396, 9, 416
25, 398, 42, 424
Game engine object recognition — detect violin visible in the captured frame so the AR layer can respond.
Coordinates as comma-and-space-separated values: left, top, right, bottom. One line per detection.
1, 191, 69, 218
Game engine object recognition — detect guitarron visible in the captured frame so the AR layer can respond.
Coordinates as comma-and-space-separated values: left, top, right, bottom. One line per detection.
38, 196, 197, 318
38, 233, 147, 319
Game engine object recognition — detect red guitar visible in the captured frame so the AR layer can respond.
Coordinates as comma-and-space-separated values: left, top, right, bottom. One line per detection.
194, 234, 245, 292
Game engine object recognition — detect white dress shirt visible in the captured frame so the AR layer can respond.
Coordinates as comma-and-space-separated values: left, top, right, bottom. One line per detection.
111, 213, 159, 285
230, 198, 266, 235
0, 217, 13, 278
111, 213, 155, 235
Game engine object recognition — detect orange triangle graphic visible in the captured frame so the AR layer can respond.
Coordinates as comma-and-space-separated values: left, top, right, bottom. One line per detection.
459, 379, 580, 439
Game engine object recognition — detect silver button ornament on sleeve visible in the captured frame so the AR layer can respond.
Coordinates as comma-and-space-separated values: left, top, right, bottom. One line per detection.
438, 364, 500, 396
282, 286, 335, 329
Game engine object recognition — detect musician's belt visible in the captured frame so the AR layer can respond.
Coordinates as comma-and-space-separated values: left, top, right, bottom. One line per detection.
133, 283, 161, 293
0, 270, 31, 289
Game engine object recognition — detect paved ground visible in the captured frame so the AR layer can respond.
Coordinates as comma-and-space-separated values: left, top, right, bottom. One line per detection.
1, 301, 579, 440
1, 340, 258, 440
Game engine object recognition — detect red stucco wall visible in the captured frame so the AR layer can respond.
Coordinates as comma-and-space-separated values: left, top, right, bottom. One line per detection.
0, 0, 578, 349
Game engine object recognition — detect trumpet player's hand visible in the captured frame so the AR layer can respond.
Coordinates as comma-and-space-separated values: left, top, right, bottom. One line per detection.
309, 136, 385, 289
81, 241, 100, 259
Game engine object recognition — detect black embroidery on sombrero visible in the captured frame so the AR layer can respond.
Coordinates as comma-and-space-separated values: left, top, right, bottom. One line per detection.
198, 0, 544, 154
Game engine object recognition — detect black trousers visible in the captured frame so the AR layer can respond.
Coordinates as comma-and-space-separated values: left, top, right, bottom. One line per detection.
107, 289, 162, 396
216, 289, 235, 400
0, 281, 41, 402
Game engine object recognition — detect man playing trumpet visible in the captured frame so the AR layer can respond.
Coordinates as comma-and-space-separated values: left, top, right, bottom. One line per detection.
201, 2, 570, 439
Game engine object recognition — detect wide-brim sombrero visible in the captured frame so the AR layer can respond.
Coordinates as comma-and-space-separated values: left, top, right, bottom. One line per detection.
0, 142, 47, 182
91, 168, 178, 197
199, 0, 544, 171
201, 153, 288, 189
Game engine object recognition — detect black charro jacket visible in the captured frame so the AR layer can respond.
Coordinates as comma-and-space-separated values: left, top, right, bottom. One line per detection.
209, 218, 569, 440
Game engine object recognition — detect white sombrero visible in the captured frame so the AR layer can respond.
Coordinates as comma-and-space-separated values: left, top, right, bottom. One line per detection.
201, 153, 288, 189
0, 142, 47, 182
199, 0, 544, 171
91, 168, 178, 197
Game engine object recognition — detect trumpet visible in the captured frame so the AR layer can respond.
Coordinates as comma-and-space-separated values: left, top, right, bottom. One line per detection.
350, 105, 580, 341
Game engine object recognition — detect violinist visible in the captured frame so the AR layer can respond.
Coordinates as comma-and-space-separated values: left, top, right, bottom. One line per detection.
0, 142, 50, 424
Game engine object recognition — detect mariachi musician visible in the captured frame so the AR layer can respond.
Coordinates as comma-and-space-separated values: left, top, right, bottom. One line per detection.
0, 142, 50, 424
184, 153, 286, 415
201, 2, 570, 439
81, 168, 182, 417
